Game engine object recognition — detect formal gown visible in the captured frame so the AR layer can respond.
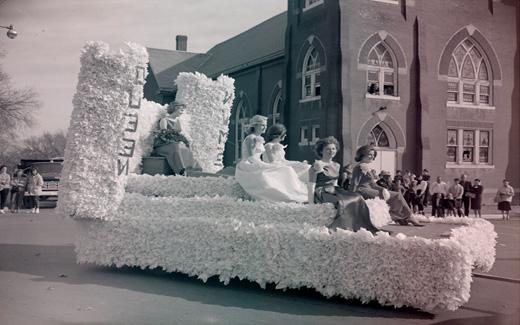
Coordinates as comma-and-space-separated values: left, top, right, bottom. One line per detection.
349, 162, 414, 225
263, 142, 310, 182
234, 134, 308, 203
312, 163, 380, 233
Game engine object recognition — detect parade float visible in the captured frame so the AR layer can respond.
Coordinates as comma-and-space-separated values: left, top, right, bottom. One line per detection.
58, 42, 497, 312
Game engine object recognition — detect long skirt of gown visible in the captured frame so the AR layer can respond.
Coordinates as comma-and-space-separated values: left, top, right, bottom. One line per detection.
315, 187, 380, 233
356, 187, 412, 225
152, 142, 199, 174
235, 159, 308, 203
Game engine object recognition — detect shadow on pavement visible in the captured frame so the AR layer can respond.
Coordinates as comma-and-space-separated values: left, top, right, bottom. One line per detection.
430, 313, 520, 325
0, 243, 433, 320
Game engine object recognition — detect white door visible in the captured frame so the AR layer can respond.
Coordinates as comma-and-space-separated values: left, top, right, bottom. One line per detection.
368, 149, 396, 178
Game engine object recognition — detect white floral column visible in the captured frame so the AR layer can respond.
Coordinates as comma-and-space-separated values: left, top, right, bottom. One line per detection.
175, 72, 235, 173
58, 41, 149, 220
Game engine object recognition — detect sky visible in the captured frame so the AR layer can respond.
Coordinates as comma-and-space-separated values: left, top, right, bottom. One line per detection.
0, 0, 287, 137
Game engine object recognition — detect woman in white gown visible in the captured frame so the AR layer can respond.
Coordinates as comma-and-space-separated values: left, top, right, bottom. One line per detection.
263, 124, 310, 182
235, 115, 308, 203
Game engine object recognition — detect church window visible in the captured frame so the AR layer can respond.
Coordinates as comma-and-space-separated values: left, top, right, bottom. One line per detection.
366, 42, 396, 97
446, 39, 492, 107
367, 125, 390, 148
271, 90, 282, 125
446, 128, 492, 165
234, 97, 249, 162
302, 47, 321, 100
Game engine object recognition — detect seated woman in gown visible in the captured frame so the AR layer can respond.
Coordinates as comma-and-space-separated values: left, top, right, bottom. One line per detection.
263, 123, 310, 182
152, 103, 201, 175
234, 115, 308, 203
348, 145, 423, 226
308, 137, 381, 233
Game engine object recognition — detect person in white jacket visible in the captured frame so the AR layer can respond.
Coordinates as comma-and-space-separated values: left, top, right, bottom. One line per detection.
25, 168, 43, 214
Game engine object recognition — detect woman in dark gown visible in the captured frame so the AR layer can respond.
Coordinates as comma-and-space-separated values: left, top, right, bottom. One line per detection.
308, 137, 381, 233
349, 145, 423, 226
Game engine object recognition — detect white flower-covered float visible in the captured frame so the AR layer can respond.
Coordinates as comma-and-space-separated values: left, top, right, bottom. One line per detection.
58, 41, 497, 312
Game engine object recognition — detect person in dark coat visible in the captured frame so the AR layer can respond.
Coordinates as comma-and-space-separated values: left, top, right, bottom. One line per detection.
470, 178, 484, 218
460, 174, 472, 217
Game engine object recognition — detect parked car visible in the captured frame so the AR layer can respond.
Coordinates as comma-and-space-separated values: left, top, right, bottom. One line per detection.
18, 158, 63, 203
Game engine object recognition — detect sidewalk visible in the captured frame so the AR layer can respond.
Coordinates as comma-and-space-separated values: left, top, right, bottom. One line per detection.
421, 204, 520, 219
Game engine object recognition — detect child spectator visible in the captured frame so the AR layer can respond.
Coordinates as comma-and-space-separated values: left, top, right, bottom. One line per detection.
470, 179, 484, 218
445, 193, 456, 216
448, 178, 464, 217
9, 169, 26, 213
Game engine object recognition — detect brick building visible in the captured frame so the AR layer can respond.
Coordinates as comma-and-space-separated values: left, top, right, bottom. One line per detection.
144, 0, 519, 202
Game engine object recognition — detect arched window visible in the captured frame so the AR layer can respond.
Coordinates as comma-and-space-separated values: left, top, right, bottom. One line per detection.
367, 125, 390, 148
366, 42, 396, 96
302, 46, 321, 100
234, 98, 249, 162
446, 39, 491, 106
271, 90, 282, 125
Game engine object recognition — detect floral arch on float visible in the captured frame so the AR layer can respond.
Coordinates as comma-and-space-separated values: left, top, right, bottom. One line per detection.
58, 41, 497, 312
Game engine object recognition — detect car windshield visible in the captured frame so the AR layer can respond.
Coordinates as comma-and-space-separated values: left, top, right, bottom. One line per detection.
31, 163, 63, 175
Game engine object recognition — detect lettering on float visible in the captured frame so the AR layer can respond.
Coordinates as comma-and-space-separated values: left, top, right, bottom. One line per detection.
117, 66, 145, 176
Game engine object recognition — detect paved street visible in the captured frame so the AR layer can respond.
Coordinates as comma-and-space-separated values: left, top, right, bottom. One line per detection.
0, 208, 518, 325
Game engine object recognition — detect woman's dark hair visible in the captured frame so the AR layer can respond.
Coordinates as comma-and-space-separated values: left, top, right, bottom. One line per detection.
0, 165, 6, 171
354, 145, 377, 162
265, 124, 287, 142
314, 136, 340, 159
31, 167, 38, 174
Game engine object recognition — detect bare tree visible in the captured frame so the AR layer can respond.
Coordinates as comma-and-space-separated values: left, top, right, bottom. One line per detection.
18, 131, 67, 159
0, 57, 40, 145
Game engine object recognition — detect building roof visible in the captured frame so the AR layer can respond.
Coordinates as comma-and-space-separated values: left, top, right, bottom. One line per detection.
146, 11, 287, 92
199, 11, 287, 77
147, 48, 209, 91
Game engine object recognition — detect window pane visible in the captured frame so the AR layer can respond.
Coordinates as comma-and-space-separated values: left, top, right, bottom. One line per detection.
479, 95, 489, 104
368, 71, 378, 82
447, 130, 458, 145
368, 49, 379, 66
479, 148, 489, 163
314, 126, 320, 139
463, 130, 474, 146
480, 131, 489, 146
470, 47, 482, 61
480, 85, 489, 95
305, 85, 311, 96
447, 147, 457, 162
304, 75, 311, 86
479, 62, 488, 80
463, 93, 475, 102
447, 92, 458, 102
383, 85, 394, 96
384, 72, 394, 83
462, 57, 475, 79
381, 51, 393, 68
448, 58, 458, 77
315, 84, 321, 96
315, 73, 320, 84
375, 43, 386, 56
453, 45, 466, 65
448, 82, 458, 91
463, 83, 475, 93
367, 82, 379, 94
378, 131, 390, 147
462, 148, 473, 162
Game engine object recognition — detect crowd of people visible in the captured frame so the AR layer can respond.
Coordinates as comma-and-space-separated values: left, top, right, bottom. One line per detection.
0, 165, 43, 214
233, 115, 516, 231
340, 166, 516, 220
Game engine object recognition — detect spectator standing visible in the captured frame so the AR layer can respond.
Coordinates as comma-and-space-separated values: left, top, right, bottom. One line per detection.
9, 169, 26, 213
421, 169, 431, 208
445, 193, 456, 216
415, 175, 428, 214
394, 170, 403, 183
460, 174, 472, 217
448, 178, 464, 217
0, 165, 11, 213
430, 176, 448, 217
26, 167, 43, 214
405, 180, 418, 211
470, 178, 484, 218
496, 179, 515, 220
